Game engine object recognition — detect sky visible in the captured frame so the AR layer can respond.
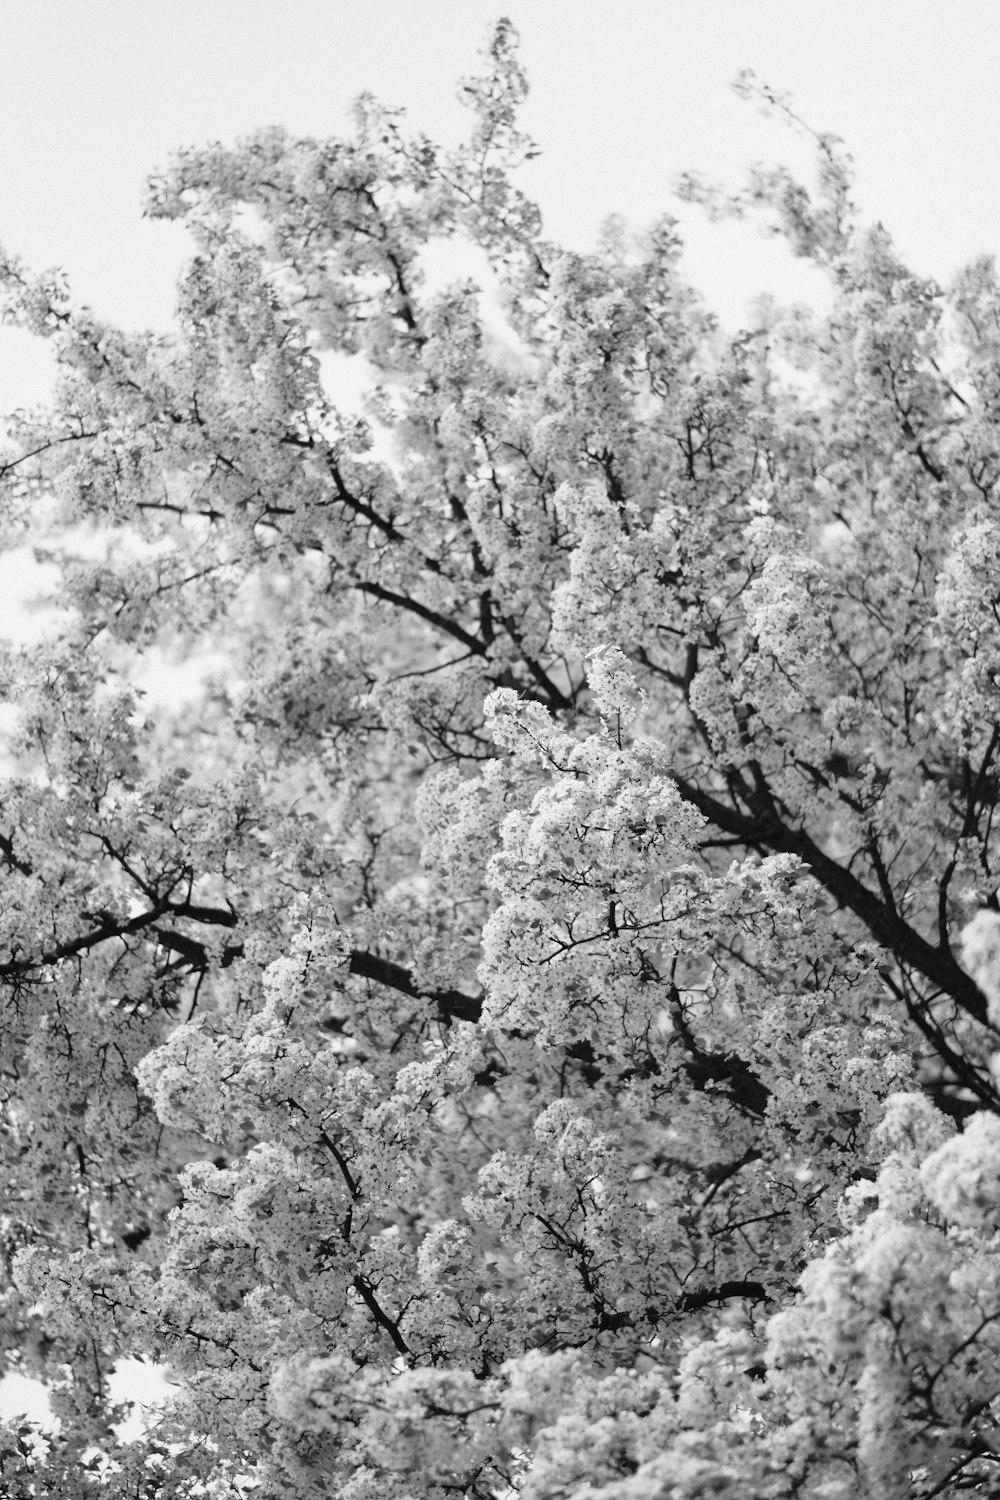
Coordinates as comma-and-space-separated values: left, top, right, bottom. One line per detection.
0, 0, 999, 1428
0, 0, 999, 415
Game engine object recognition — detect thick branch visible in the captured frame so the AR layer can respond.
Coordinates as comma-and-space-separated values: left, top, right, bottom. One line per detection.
668, 982, 771, 1117
352, 1274, 411, 1357
677, 1279, 769, 1314
673, 773, 991, 1027
346, 950, 482, 1023
355, 579, 488, 657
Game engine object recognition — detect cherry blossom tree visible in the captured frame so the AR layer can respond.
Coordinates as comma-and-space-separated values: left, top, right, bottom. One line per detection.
1, 19, 1000, 1497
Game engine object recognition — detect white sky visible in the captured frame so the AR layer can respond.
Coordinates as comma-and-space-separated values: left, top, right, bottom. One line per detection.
2, 0, 998, 657
0, 0, 998, 413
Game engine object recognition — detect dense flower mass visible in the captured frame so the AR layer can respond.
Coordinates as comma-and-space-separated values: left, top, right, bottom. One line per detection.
1, 19, 1000, 1498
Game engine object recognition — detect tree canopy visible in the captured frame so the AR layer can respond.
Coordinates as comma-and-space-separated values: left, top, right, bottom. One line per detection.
2, 19, 1000, 1498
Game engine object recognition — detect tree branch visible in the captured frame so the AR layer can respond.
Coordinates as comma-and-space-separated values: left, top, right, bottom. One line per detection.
672, 773, 992, 1027
677, 1279, 769, 1313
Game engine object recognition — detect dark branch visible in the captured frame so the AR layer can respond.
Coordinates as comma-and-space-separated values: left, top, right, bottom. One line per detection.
677, 1279, 769, 1314
672, 773, 992, 1028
